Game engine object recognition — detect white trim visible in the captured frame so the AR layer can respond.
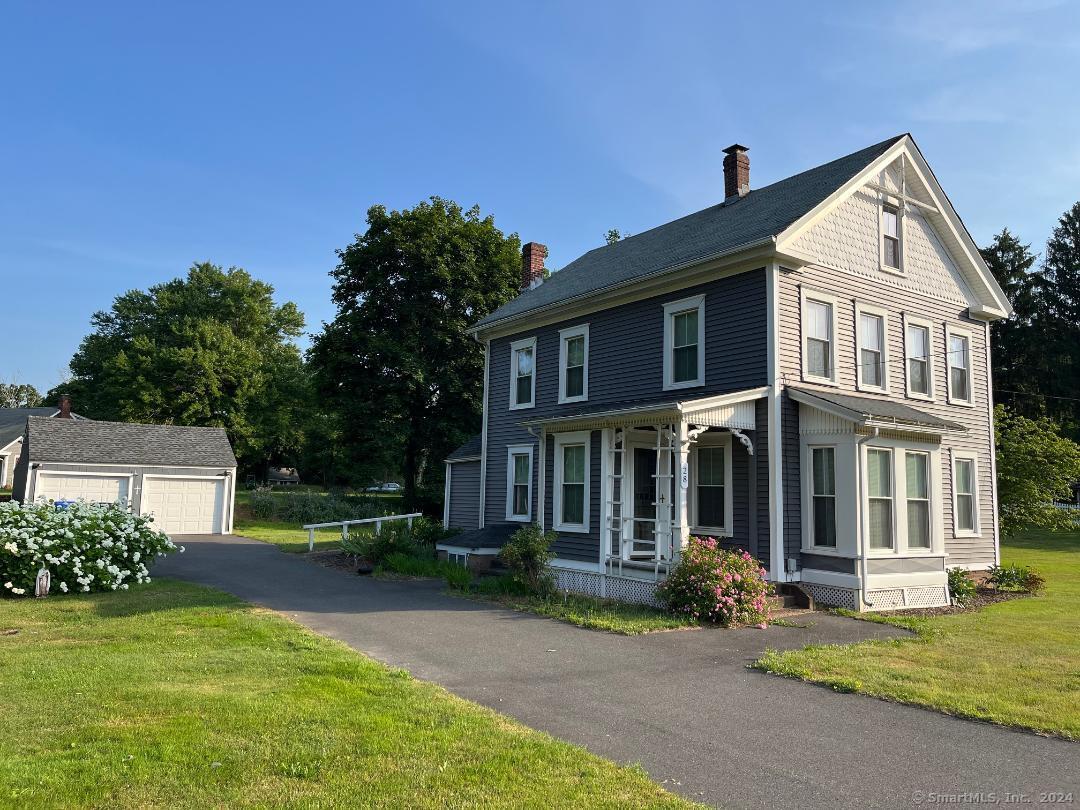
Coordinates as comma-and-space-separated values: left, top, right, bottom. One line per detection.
139, 472, 231, 481
445, 455, 481, 464
902, 314, 936, 401
443, 461, 452, 529
859, 438, 944, 557
508, 336, 537, 410
800, 286, 838, 386
689, 432, 733, 537
0, 455, 7, 489
504, 444, 534, 522
553, 431, 591, 533
557, 323, 589, 404
28, 461, 233, 471
538, 429, 547, 532
436, 544, 504, 556
35, 469, 138, 479
944, 325, 975, 407
478, 340, 490, 528
863, 446, 896, 554
854, 302, 890, 394
0, 437, 22, 456
806, 444, 838, 550
950, 450, 981, 538
598, 427, 611, 567
767, 262, 786, 582
662, 294, 705, 391
800, 568, 862, 589
984, 321, 1001, 566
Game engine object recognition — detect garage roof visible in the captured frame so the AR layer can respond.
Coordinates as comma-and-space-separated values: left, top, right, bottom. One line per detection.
26, 417, 237, 468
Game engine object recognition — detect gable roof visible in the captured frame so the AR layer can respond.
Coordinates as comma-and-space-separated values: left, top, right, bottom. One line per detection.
25, 416, 237, 468
475, 135, 907, 331
446, 434, 482, 462
788, 387, 965, 433
0, 408, 61, 450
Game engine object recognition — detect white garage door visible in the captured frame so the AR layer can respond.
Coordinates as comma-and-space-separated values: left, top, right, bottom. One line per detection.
37, 473, 129, 504
142, 477, 225, 535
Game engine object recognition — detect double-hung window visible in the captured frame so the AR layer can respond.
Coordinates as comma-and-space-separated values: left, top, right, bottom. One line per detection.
505, 445, 533, 522
662, 295, 705, 390
905, 452, 931, 549
558, 325, 589, 404
953, 454, 978, 535
866, 448, 894, 550
856, 306, 887, 391
554, 432, 590, 532
802, 290, 836, 383
947, 329, 972, 404
693, 445, 728, 532
811, 447, 837, 548
882, 204, 901, 270
905, 318, 933, 398
509, 337, 536, 410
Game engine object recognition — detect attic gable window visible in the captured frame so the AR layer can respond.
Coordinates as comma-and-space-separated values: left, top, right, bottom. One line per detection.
509, 337, 536, 410
882, 204, 901, 270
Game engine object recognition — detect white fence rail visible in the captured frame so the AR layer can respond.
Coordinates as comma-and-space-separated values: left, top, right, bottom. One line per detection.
301, 512, 423, 552
1054, 502, 1080, 512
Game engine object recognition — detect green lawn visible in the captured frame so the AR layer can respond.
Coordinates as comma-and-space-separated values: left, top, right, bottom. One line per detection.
755, 529, 1080, 739
0, 581, 693, 808
232, 489, 404, 553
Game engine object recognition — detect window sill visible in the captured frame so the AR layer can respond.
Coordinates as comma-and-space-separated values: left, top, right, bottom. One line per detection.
906, 391, 935, 403
557, 395, 588, 405
856, 384, 889, 396
801, 546, 848, 557
953, 530, 982, 539
505, 515, 531, 523
508, 402, 535, 411
663, 379, 704, 392
801, 374, 839, 387
554, 523, 590, 534
691, 527, 731, 538
946, 399, 976, 409
879, 264, 905, 277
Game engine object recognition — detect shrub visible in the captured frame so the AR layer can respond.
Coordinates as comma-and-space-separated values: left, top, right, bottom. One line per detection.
655, 537, 770, 626
248, 487, 278, 519
443, 564, 472, 591
499, 524, 555, 596
0, 500, 178, 597
947, 567, 977, 606
987, 563, 1045, 593
410, 516, 457, 547
470, 574, 534, 598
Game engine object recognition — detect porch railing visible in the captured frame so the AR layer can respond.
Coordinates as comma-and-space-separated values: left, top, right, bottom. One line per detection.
301, 512, 423, 552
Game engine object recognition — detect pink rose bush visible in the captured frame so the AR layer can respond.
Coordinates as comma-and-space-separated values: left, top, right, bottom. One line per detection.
655, 536, 771, 626
0, 500, 179, 598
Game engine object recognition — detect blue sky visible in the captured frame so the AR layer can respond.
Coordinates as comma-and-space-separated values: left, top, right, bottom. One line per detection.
3, 1, 1078, 393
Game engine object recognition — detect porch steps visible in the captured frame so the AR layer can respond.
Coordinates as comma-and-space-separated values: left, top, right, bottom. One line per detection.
765, 589, 813, 620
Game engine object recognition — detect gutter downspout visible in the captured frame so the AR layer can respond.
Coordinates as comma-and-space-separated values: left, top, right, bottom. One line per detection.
766, 260, 786, 583
856, 427, 879, 609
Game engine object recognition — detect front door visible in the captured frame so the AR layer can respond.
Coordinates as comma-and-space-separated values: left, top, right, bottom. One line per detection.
631, 447, 656, 557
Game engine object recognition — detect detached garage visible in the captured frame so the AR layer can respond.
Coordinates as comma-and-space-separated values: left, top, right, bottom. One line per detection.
13, 416, 237, 535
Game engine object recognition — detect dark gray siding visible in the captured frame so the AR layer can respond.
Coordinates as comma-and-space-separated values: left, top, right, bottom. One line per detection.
11, 440, 29, 501
802, 554, 856, 574
754, 399, 771, 570
483, 269, 768, 564
781, 393, 802, 563
447, 460, 481, 531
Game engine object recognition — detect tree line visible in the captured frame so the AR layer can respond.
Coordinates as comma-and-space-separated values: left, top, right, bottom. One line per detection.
22, 197, 1080, 517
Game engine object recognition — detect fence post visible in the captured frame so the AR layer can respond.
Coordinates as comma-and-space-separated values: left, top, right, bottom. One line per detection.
342, 524, 349, 542
407, 515, 414, 530
376, 519, 382, 535
308, 527, 315, 553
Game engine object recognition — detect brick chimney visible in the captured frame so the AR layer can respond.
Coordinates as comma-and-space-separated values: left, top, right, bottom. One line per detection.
521, 242, 547, 291
723, 144, 750, 201
57, 394, 72, 418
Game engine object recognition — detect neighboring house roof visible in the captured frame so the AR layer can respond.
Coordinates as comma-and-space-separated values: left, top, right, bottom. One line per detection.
446, 434, 483, 462
787, 387, 965, 433
475, 136, 906, 330
0, 408, 63, 450
25, 416, 237, 467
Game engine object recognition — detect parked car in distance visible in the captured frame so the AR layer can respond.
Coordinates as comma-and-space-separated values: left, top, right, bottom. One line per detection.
365, 482, 403, 493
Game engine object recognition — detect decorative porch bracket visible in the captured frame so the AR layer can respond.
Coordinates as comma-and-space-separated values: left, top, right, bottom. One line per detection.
729, 428, 754, 456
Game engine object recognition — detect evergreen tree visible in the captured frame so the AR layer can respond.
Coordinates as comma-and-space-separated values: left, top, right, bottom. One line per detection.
1038, 203, 1080, 435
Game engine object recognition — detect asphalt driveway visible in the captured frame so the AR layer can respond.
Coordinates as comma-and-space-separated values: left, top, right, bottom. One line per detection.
157, 535, 1078, 809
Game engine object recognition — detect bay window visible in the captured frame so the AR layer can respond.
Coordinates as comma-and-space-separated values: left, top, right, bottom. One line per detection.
811, 447, 837, 548
866, 448, 893, 550
905, 452, 931, 549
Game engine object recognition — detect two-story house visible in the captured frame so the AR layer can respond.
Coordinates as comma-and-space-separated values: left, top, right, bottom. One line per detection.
439, 134, 1011, 611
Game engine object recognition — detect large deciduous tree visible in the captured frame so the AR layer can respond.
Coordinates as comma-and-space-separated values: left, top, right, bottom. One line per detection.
308, 197, 521, 510
995, 406, 1080, 538
55, 263, 307, 470
0, 381, 43, 408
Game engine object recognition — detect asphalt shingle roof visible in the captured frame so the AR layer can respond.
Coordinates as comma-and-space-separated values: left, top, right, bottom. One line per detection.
446, 434, 482, 462
0, 408, 58, 448
475, 135, 905, 330
26, 417, 237, 467
788, 387, 965, 432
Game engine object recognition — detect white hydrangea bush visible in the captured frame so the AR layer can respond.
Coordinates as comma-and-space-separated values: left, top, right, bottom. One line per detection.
0, 500, 181, 598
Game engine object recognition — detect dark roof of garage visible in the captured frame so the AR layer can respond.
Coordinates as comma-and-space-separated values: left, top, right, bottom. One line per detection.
25, 416, 237, 468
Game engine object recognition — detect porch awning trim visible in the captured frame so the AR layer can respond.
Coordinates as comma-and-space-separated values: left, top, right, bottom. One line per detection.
788, 386, 966, 434
519, 386, 767, 432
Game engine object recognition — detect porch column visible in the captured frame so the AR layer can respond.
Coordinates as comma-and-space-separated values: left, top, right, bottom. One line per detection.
674, 421, 690, 557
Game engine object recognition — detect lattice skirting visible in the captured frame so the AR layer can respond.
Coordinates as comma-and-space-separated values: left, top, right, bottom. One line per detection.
799, 583, 859, 610
551, 568, 662, 608
865, 585, 948, 610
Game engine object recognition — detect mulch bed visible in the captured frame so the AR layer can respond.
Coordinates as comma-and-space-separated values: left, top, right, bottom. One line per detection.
877, 587, 1032, 618
307, 550, 372, 575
